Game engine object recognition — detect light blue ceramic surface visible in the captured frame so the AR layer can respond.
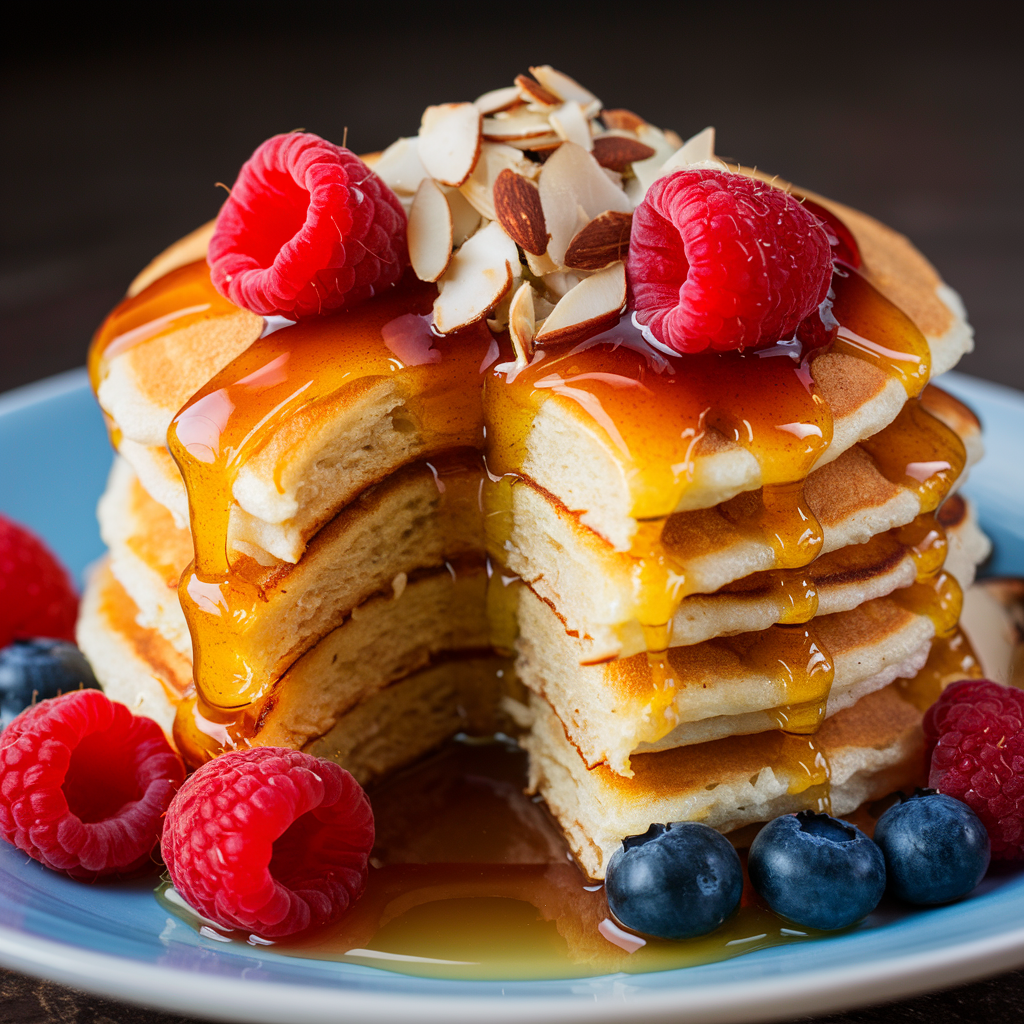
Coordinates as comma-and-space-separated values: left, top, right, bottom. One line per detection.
0, 369, 1022, 1024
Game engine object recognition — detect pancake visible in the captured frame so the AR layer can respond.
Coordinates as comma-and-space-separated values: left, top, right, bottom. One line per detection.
92, 187, 973, 566
97, 385, 981, 681
521, 684, 925, 879
78, 557, 508, 781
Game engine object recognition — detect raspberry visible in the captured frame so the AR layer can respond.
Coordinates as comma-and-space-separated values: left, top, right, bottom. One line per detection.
208, 132, 408, 319
627, 169, 833, 353
161, 748, 374, 938
0, 514, 78, 649
0, 689, 184, 877
924, 679, 1024, 860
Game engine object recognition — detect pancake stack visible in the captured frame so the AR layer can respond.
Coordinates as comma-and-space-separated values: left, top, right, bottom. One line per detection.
78, 69, 988, 880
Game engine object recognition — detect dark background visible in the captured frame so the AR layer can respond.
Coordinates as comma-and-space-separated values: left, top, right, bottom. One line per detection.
2, 2, 1023, 1020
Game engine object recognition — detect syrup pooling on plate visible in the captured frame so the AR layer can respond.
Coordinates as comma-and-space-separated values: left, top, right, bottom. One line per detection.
156, 738, 833, 980
165, 274, 494, 715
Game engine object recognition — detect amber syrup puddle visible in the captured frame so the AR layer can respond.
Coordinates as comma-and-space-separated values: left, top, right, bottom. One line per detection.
156, 737, 834, 980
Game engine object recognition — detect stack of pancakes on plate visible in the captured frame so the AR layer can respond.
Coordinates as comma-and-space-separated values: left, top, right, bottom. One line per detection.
78, 84, 988, 880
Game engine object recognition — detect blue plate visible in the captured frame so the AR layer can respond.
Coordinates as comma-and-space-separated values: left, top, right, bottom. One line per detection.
1, 369, 1023, 1024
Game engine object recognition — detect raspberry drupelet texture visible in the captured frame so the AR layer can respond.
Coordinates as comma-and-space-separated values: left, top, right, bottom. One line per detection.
0, 514, 78, 649
208, 132, 408, 319
161, 747, 374, 938
0, 689, 184, 877
924, 679, 1024, 860
627, 169, 833, 353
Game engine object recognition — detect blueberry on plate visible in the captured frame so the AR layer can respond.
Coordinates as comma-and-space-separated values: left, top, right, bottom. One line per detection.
874, 789, 990, 905
0, 638, 100, 730
605, 821, 743, 939
748, 810, 885, 930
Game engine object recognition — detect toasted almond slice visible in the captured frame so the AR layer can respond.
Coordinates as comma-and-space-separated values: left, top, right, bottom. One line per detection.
538, 142, 632, 266
601, 108, 646, 132
664, 129, 685, 149
535, 262, 626, 346
630, 123, 685, 198
482, 109, 555, 141
373, 137, 430, 195
408, 178, 454, 283
515, 74, 560, 107
419, 103, 483, 188
591, 134, 657, 172
502, 133, 563, 152
508, 281, 537, 365
549, 101, 593, 151
444, 187, 482, 247
659, 126, 719, 177
474, 86, 521, 115
434, 221, 519, 333
564, 211, 633, 271
493, 169, 549, 255
529, 66, 600, 108
525, 249, 559, 277
460, 143, 539, 220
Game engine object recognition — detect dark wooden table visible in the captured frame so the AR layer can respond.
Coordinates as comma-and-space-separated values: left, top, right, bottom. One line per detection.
2, 5, 1021, 1021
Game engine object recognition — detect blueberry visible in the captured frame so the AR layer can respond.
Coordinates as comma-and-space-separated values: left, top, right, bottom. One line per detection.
605, 821, 743, 939
0, 638, 100, 730
748, 810, 885, 930
874, 790, 990, 905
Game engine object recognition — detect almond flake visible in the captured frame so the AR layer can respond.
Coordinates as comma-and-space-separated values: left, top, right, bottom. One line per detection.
515, 74, 560, 107
419, 103, 483, 188
493, 169, 549, 255
373, 137, 429, 195
444, 187, 482, 247
433, 221, 519, 334
482, 109, 555, 141
408, 178, 454, 283
474, 86, 521, 115
549, 101, 593, 151
657, 126, 724, 178
508, 281, 537, 365
538, 142, 632, 267
525, 249, 559, 277
601, 109, 646, 132
529, 66, 600, 109
629, 123, 686, 200
592, 134, 657, 172
535, 262, 626, 346
564, 211, 633, 271
460, 143, 539, 221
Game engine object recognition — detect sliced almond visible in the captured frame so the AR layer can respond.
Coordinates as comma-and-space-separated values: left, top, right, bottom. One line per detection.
525, 249, 559, 277
493, 169, 549, 255
538, 142, 632, 267
460, 143, 539, 221
592, 134, 657, 172
444, 187, 482, 246
508, 281, 537, 365
529, 66, 600, 108
474, 86, 521, 115
373, 137, 429, 195
658, 126, 719, 177
419, 103, 482, 188
535, 262, 626, 346
515, 74, 560, 107
408, 178, 454, 283
434, 222, 519, 334
630, 123, 685, 199
549, 101, 593, 151
601, 108, 646, 132
664, 129, 685, 149
501, 133, 563, 152
564, 211, 633, 271
482, 108, 555, 141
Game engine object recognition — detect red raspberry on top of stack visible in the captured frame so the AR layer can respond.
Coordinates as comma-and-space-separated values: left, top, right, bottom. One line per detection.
627, 169, 833, 353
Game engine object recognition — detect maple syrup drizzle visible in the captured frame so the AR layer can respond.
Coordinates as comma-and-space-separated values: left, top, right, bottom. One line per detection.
896, 628, 983, 711
88, 260, 242, 395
